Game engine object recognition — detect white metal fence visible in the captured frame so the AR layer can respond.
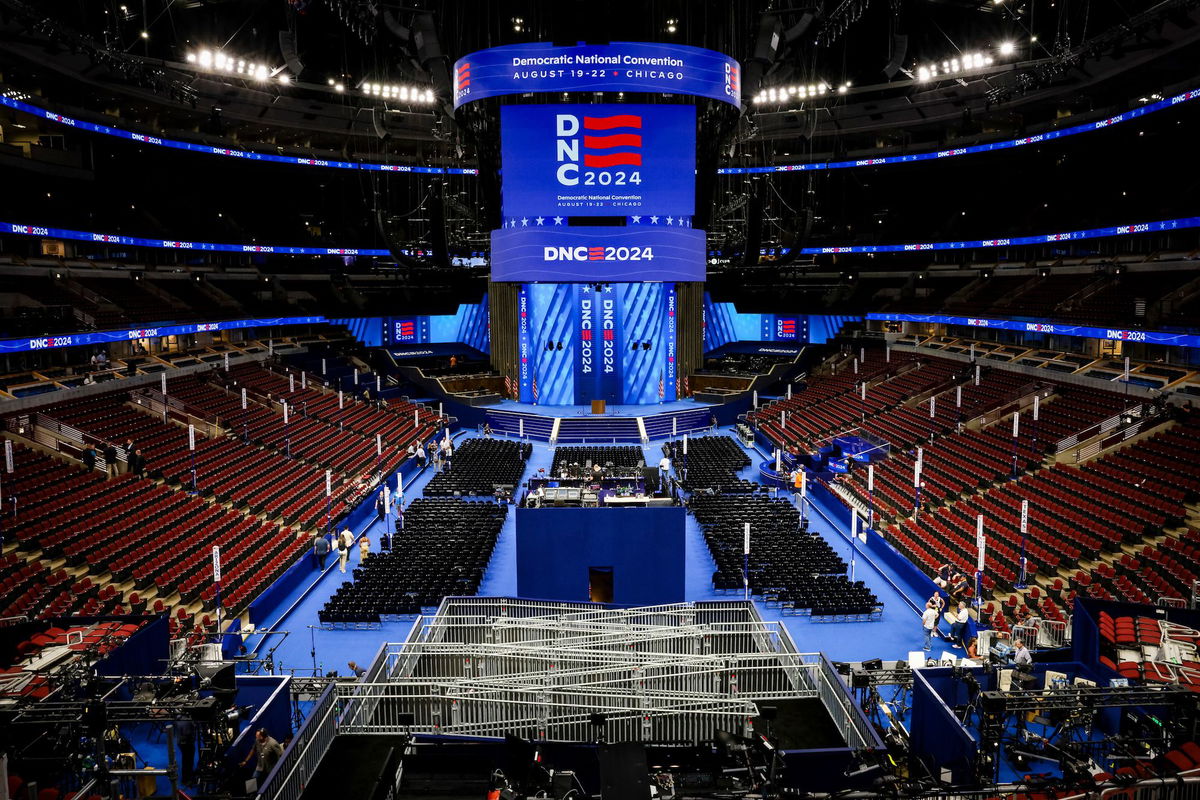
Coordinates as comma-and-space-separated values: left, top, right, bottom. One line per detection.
257, 598, 880, 800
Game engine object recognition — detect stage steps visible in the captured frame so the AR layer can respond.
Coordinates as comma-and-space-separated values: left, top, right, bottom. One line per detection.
481, 405, 717, 443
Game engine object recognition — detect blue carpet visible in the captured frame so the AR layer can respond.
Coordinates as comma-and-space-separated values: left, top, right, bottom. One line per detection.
241, 426, 937, 673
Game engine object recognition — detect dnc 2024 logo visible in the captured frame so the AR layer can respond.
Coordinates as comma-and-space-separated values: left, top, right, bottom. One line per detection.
555, 113, 644, 188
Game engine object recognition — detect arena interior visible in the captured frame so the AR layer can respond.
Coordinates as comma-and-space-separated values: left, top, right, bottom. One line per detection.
0, 1, 1199, 798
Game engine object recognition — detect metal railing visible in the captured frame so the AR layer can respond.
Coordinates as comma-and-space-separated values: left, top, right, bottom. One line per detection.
1055, 403, 1146, 453
257, 598, 873, 800
5, 412, 127, 473
255, 682, 340, 800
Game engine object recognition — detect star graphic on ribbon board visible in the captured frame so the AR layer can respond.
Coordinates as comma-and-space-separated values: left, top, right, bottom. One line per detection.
631, 215, 642, 224
521, 217, 529, 226
553, 216, 564, 225
650, 216, 659, 224
535, 216, 545, 225
666, 216, 674, 225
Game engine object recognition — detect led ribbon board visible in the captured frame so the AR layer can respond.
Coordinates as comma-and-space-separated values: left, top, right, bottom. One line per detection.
500, 104, 696, 218
490, 225, 705, 283
6, 214, 1198, 260
6, 87, 1198, 175
2, 221, 390, 256
0, 94, 476, 175
870, 312, 1200, 347
0, 316, 327, 354
453, 42, 741, 109
720, 88, 1200, 173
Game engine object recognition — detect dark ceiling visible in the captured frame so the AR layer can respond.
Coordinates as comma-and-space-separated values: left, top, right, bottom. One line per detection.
0, 0, 1196, 268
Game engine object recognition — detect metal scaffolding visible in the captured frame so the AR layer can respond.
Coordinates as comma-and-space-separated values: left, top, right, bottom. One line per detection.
258, 598, 879, 800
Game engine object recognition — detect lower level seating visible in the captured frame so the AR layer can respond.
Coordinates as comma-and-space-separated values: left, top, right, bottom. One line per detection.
689, 494, 882, 618
319, 498, 508, 623
424, 438, 529, 496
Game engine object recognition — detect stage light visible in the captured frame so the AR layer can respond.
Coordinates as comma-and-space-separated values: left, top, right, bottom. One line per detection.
999, 41, 1015, 55
140, 30, 149, 39
278, 74, 291, 84
334, 83, 345, 92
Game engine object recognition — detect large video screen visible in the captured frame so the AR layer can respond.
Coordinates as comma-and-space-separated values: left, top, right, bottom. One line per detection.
501, 104, 695, 219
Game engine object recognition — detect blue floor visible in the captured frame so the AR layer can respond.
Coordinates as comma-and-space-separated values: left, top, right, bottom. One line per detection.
236, 426, 934, 678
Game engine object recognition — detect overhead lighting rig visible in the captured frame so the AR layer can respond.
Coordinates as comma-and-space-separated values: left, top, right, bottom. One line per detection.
186, 49, 279, 82
361, 82, 437, 104
754, 83, 831, 104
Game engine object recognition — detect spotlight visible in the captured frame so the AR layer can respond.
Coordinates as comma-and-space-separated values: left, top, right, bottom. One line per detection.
999, 41, 1015, 55
140, 30, 149, 39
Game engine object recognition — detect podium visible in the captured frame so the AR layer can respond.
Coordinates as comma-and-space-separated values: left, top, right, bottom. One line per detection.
591, 399, 606, 415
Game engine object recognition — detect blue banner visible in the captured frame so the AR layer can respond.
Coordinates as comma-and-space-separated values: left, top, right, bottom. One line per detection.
574, 284, 595, 403
0, 316, 327, 354
664, 283, 678, 401
7, 86, 1199, 177
454, 41, 741, 109
571, 284, 624, 403
870, 312, 1200, 347
501, 104, 695, 218
518, 285, 533, 402
1, 221, 389, 256
491, 224, 705, 282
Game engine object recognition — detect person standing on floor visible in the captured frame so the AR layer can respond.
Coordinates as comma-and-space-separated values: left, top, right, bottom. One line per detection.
122, 438, 135, 473
415, 443, 426, 469
103, 442, 118, 478
921, 599, 940, 651
81, 443, 97, 472
312, 532, 330, 570
359, 533, 370, 561
175, 716, 196, 785
337, 527, 353, 573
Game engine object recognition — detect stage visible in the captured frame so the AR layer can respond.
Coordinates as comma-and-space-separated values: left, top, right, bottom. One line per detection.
493, 398, 711, 416
473, 397, 740, 442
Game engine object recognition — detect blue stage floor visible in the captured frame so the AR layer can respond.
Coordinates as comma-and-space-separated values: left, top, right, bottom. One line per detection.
490, 398, 713, 416
239, 427, 934, 680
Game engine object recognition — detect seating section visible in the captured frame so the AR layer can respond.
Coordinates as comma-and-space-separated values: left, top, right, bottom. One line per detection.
0, 621, 145, 701
1096, 612, 1200, 694
424, 438, 530, 496
319, 499, 507, 623
47, 391, 347, 529
551, 445, 644, 476
226, 363, 437, 449
886, 410, 1200, 598
170, 373, 408, 482
689, 494, 881, 618
668, 435, 753, 492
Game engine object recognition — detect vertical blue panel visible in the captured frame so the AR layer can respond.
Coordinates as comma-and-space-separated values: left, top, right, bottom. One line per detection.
619, 283, 666, 404
598, 285, 624, 404
664, 283, 678, 401
516, 506, 686, 606
328, 317, 385, 346
529, 283, 576, 405
574, 284, 596, 404
807, 314, 862, 344
518, 285, 533, 402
